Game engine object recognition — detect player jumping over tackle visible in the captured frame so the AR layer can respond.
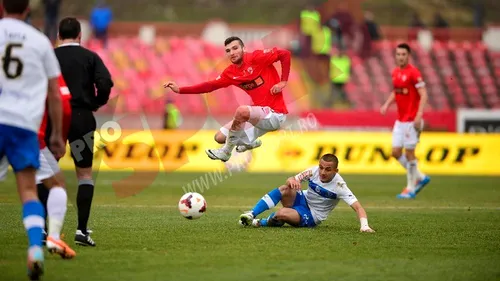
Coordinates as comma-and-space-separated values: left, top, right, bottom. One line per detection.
164, 36, 291, 162
380, 43, 431, 199
239, 154, 375, 232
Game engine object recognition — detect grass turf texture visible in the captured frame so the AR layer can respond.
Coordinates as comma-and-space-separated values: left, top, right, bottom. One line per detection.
0, 172, 499, 281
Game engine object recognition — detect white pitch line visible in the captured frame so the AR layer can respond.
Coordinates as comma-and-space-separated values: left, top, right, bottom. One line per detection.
95, 205, 500, 210
0, 202, 498, 210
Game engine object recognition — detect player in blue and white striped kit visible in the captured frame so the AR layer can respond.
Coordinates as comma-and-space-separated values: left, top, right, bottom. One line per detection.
0, 0, 65, 279
239, 154, 375, 232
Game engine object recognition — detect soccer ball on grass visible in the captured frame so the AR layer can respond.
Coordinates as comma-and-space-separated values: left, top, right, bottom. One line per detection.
178, 192, 207, 219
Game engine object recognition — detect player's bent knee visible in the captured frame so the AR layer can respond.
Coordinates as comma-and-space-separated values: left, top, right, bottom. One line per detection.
76, 167, 93, 180
405, 149, 416, 160
43, 172, 66, 189
214, 132, 226, 144
234, 106, 250, 121
392, 148, 403, 159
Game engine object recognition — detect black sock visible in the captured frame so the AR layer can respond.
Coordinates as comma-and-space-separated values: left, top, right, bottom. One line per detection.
77, 180, 94, 235
37, 183, 49, 232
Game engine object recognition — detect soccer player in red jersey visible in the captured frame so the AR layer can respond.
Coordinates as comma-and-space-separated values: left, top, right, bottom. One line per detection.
380, 43, 431, 199
164, 36, 291, 162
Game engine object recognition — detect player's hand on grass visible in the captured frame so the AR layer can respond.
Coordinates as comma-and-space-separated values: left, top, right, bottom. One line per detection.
270, 81, 287, 95
163, 81, 179, 93
360, 226, 375, 233
286, 177, 301, 190
49, 134, 66, 160
380, 104, 388, 115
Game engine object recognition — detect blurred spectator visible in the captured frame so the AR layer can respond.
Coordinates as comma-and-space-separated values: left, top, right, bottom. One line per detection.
327, 3, 355, 50
364, 11, 381, 41
163, 98, 182, 130
90, 1, 113, 48
433, 12, 449, 28
0, 6, 3, 19
43, 0, 61, 42
474, 3, 484, 28
299, 4, 320, 57
409, 12, 425, 28
328, 48, 351, 107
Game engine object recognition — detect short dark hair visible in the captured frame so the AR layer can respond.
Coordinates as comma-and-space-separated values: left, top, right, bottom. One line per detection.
396, 43, 411, 54
3, 0, 29, 14
320, 154, 339, 168
224, 36, 244, 47
58, 17, 81, 40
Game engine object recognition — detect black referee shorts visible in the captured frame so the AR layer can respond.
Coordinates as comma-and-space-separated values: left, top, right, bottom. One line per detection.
68, 109, 97, 168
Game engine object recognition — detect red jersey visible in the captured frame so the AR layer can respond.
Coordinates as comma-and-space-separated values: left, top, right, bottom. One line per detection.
179, 47, 291, 114
392, 64, 425, 122
38, 75, 72, 149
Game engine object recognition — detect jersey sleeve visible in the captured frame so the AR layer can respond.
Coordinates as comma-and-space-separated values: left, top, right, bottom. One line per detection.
42, 39, 61, 79
252, 47, 284, 66
412, 68, 425, 89
336, 181, 358, 206
294, 166, 317, 182
179, 70, 233, 94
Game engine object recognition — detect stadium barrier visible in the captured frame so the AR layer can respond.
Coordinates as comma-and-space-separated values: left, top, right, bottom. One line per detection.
57, 130, 500, 175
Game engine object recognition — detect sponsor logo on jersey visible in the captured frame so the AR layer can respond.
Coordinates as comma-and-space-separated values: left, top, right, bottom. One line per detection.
394, 87, 409, 94
239, 76, 264, 90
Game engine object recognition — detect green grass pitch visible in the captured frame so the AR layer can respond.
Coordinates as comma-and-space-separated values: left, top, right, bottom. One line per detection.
0, 171, 499, 281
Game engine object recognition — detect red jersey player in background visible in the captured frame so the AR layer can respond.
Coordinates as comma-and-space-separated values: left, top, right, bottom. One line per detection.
164, 36, 291, 162
380, 43, 431, 199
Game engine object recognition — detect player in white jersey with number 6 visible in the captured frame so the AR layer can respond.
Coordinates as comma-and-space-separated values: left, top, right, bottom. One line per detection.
0, 0, 66, 279
239, 154, 375, 232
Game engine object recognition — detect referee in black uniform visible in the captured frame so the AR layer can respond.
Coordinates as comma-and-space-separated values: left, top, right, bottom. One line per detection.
54, 17, 113, 246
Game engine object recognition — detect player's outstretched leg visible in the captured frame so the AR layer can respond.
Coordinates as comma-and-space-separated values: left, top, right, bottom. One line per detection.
240, 184, 297, 226
255, 208, 301, 227
239, 185, 287, 226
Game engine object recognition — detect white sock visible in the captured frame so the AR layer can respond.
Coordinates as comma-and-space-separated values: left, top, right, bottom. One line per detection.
397, 155, 408, 170
222, 130, 244, 154
407, 161, 418, 192
47, 187, 67, 240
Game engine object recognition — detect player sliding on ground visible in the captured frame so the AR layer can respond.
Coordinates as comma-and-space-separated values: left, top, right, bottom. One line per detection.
164, 36, 291, 162
239, 154, 375, 232
380, 43, 431, 199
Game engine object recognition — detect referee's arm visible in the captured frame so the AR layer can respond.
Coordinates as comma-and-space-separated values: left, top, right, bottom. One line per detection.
94, 54, 114, 108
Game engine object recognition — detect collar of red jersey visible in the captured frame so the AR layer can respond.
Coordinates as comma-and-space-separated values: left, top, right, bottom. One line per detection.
58, 43, 80, 47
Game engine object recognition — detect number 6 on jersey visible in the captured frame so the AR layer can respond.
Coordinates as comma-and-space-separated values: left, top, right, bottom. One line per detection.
2, 43, 24, 79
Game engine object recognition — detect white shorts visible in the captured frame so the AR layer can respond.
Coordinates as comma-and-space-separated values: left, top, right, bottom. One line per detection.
220, 106, 287, 145
392, 120, 422, 149
0, 147, 60, 184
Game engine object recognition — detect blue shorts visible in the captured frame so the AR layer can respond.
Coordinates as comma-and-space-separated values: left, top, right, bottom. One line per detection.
291, 191, 316, 227
0, 125, 40, 172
